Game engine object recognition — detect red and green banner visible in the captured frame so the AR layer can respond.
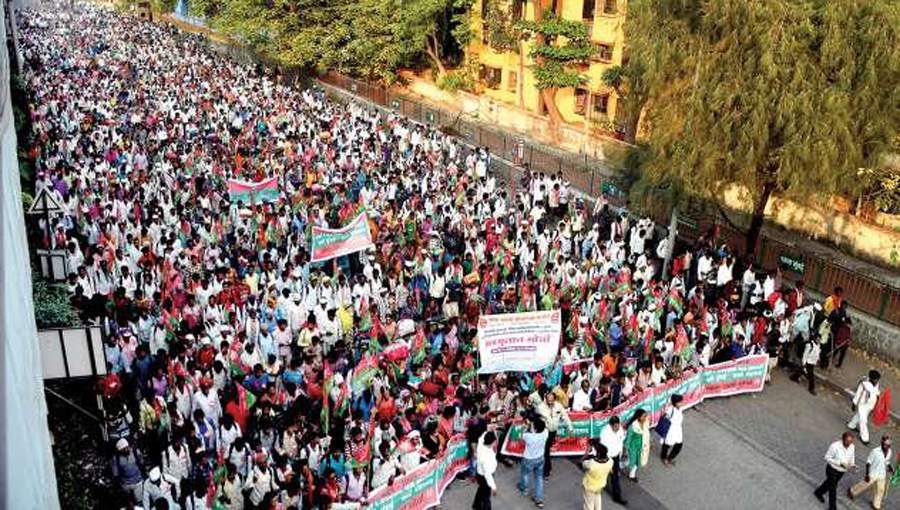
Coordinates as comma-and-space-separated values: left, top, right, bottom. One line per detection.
367, 436, 469, 510
502, 354, 770, 457
310, 213, 374, 263
227, 177, 280, 204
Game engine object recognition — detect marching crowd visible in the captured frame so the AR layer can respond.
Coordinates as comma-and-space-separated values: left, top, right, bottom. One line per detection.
20, 4, 886, 510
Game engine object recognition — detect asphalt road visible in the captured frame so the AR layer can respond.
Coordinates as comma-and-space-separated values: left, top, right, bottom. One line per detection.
442, 368, 900, 510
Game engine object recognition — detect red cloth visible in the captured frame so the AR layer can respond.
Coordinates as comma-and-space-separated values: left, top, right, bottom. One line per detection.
225, 399, 249, 433
873, 387, 891, 426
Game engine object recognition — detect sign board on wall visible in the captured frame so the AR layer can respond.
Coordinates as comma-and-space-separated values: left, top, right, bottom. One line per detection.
778, 253, 806, 275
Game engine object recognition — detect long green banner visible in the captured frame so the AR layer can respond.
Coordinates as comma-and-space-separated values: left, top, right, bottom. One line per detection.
367, 436, 469, 510
501, 354, 770, 456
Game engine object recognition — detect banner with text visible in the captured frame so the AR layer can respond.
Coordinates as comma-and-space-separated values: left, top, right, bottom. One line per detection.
226, 177, 280, 204
477, 311, 562, 374
310, 213, 375, 263
367, 436, 469, 510
501, 355, 769, 457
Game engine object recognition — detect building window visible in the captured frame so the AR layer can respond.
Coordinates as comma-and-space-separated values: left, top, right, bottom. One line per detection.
481, 65, 502, 88
507, 71, 517, 91
592, 43, 614, 62
592, 93, 610, 117
582, 0, 596, 20
603, 0, 617, 15
575, 88, 589, 116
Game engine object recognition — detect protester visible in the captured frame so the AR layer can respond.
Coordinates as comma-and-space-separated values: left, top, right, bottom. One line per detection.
623, 409, 650, 482
582, 443, 613, 510
517, 418, 548, 508
599, 416, 627, 505
847, 435, 893, 510
474, 431, 499, 510
815, 432, 856, 510
111, 439, 144, 504
790, 332, 821, 395
849, 370, 881, 445
660, 394, 685, 466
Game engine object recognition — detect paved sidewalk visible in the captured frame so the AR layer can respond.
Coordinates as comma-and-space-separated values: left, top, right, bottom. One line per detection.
813, 347, 900, 420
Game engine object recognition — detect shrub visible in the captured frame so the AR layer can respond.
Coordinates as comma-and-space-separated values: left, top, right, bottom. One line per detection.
438, 69, 474, 93
32, 277, 81, 329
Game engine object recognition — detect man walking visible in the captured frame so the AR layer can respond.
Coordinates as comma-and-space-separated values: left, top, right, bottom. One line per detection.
599, 416, 628, 505
517, 418, 548, 508
790, 334, 821, 395
848, 435, 894, 510
849, 370, 881, 445
474, 431, 498, 510
582, 444, 613, 510
814, 432, 856, 510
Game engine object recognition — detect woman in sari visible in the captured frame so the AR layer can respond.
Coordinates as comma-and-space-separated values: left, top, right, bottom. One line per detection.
624, 408, 651, 482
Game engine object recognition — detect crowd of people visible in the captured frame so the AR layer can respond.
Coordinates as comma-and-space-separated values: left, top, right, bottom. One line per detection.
20, 4, 869, 510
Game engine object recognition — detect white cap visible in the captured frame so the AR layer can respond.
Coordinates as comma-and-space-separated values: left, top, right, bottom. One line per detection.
149, 466, 161, 482
116, 438, 129, 451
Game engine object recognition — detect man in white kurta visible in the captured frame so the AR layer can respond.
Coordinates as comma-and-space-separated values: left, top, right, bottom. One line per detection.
848, 370, 881, 444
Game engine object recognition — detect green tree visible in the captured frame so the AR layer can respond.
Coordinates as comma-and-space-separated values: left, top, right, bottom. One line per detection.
630, 0, 900, 254
192, 0, 470, 82
517, 10, 592, 132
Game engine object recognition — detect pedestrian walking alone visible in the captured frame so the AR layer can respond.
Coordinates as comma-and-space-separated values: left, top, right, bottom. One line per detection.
814, 432, 856, 510
582, 444, 613, 510
661, 394, 685, 466
848, 435, 893, 510
473, 431, 498, 510
849, 370, 881, 445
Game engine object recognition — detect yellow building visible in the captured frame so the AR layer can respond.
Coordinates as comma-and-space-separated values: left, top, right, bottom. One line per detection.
468, 0, 626, 134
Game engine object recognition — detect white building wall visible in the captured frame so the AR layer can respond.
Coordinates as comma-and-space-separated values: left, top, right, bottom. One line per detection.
0, 0, 61, 506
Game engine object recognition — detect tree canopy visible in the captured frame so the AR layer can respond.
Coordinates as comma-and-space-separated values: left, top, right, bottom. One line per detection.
626, 0, 900, 253
516, 10, 592, 130
189, 0, 471, 82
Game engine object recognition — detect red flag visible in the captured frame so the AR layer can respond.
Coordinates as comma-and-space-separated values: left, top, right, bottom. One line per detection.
873, 387, 891, 426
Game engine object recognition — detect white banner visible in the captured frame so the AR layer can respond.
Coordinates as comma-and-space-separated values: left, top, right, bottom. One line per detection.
477, 310, 561, 374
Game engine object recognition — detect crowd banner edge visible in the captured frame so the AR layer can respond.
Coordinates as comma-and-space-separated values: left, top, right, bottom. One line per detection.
500, 354, 770, 457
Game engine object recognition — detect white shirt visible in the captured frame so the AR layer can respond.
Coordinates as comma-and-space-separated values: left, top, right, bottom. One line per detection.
697, 255, 712, 281
475, 437, 498, 490
522, 429, 548, 460
866, 447, 892, 480
572, 389, 592, 412
664, 407, 684, 446
801, 340, 821, 366
599, 425, 625, 458
853, 380, 880, 411
824, 440, 856, 472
